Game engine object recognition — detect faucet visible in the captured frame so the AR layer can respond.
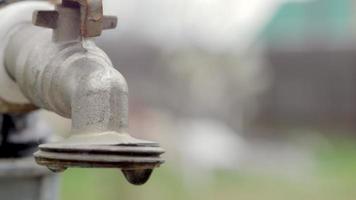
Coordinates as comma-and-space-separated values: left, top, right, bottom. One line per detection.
0, 0, 164, 185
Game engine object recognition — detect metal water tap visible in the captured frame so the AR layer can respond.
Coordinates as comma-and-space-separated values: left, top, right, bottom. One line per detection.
0, 0, 164, 185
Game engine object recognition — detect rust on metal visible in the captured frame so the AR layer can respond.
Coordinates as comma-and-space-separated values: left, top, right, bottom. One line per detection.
0, 98, 37, 113
33, 10, 58, 29
35, 142, 164, 185
102, 15, 117, 30
62, 0, 103, 37
5, 0, 163, 185
33, 0, 117, 37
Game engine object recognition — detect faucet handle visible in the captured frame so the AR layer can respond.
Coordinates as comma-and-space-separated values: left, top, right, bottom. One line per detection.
33, 0, 117, 37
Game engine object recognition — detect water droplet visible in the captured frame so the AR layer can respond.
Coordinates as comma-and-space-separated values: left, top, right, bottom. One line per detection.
48, 166, 67, 173
121, 169, 153, 185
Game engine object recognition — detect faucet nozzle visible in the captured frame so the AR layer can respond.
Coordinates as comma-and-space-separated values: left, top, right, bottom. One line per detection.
34, 133, 164, 185
0, 0, 164, 185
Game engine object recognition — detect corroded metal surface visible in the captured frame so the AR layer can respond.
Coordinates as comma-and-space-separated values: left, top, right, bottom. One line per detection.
33, 0, 117, 37
2, 0, 164, 185
63, 0, 103, 37
34, 144, 164, 169
5, 25, 129, 133
33, 10, 58, 29
34, 132, 164, 184
0, 98, 37, 114
0, 1, 50, 109
34, 142, 164, 185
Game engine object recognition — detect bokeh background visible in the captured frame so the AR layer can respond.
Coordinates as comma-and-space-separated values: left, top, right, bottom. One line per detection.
42, 0, 356, 199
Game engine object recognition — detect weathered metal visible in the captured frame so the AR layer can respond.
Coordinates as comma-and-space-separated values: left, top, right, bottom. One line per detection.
35, 143, 164, 185
33, 0, 117, 37
62, 0, 103, 37
33, 10, 58, 29
0, 98, 37, 114
0, 2, 59, 198
0, 1, 51, 113
1, 0, 164, 185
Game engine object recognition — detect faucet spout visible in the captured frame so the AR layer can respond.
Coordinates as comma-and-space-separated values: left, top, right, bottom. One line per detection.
1, 2, 164, 185
5, 25, 129, 135
71, 61, 129, 134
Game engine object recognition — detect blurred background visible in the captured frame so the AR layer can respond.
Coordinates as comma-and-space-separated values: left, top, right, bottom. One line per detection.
41, 0, 356, 199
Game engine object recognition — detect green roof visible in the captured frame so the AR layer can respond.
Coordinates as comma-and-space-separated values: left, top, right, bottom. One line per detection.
261, 0, 353, 43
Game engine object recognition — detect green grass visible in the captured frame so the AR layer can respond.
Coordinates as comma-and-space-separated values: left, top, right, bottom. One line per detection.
60, 139, 356, 200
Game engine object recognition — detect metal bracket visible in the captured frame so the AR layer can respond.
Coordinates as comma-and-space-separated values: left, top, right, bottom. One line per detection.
33, 0, 117, 37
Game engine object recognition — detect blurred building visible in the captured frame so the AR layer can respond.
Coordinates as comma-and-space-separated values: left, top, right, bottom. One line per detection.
255, 0, 356, 131
95, 0, 356, 135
